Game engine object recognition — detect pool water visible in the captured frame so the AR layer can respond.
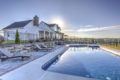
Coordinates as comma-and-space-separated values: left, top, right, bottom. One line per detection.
46, 47, 120, 80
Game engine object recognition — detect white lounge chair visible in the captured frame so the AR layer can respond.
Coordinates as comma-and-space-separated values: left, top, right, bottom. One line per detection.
40, 43, 48, 48
33, 44, 52, 51
50, 42, 55, 48
0, 48, 30, 61
40, 43, 54, 49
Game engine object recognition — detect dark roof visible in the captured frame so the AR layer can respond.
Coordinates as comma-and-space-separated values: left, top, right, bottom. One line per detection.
3, 20, 32, 29
48, 24, 56, 27
40, 21, 61, 32
41, 21, 56, 27
55, 31, 62, 34
49, 24, 61, 29
41, 21, 61, 29
48, 23, 61, 30
40, 21, 55, 31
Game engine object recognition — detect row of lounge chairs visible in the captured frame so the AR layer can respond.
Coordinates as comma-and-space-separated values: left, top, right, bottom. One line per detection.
0, 48, 30, 61
0, 42, 55, 61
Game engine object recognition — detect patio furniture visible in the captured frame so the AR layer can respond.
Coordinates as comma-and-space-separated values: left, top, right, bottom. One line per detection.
33, 44, 52, 51
0, 48, 31, 61
40, 43, 48, 48
49, 42, 55, 48
40, 43, 54, 49
14, 44, 24, 50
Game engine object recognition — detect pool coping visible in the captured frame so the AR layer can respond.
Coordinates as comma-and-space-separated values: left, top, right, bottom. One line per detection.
100, 45, 120, 56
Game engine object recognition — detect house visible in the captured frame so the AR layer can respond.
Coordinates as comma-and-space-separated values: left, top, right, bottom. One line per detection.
3, 16, 64, 41
0, 30, 4, 41
48, 24, 64, 40
0, 30, 4, 37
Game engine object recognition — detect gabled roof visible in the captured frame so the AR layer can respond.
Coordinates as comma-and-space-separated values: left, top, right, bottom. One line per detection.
3, 20, 32, 29
39, 21, 54, 32
48, 24, 56, 27
40, 21, 62, 31
48, 23, 61, 30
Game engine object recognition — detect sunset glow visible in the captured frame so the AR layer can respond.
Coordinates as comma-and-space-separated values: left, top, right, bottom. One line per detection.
50, 17, 65, 29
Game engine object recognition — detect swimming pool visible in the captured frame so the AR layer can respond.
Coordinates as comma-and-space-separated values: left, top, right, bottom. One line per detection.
44, 46, 120, 80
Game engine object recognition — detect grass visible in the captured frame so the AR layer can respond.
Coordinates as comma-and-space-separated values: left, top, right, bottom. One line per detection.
100, 44, 120, 50
0, 40, 54, 45
1, 40, 15, 45
0, 40, 30, 45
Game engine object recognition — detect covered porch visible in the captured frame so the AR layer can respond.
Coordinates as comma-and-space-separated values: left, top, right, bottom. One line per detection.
39, 31, 53, 40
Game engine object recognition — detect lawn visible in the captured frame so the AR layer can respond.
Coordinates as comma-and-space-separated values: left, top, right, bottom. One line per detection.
0, 40, 30, 45
1, 40, 15, 45
100, 44, 120, 50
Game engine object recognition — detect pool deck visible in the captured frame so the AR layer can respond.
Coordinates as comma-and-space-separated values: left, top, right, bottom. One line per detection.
100, 45, 120, 56
39, 71, 97, 80
0, 45, 98, 80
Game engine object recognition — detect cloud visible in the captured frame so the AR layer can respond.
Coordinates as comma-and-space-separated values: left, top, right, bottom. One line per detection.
77, 26, 120, 32
80, 25, 94, 28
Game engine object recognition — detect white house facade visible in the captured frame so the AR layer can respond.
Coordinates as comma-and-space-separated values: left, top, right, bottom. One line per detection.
3, 16, 64, 41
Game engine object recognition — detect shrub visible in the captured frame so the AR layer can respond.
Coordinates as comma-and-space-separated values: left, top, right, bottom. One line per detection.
1, 36, 4, 42
15, 30, 20, 44
29, 39, 34, 43
36, 38, 40, 42
40, 38, 44, 42
0, 36, 4, 44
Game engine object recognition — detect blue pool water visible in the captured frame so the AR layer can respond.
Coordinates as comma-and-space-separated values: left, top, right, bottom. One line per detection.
46, 47, 120, 80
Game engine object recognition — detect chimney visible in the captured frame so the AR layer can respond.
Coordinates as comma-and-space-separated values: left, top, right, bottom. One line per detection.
33, 15, 39, 26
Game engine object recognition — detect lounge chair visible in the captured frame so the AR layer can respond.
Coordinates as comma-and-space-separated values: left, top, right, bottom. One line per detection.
40, 43, 48, 48
50, 42, 55, 48
45, 42, 54, 48
0, 48, 30, 61
33, 44, 52, 51
41, 43, 54, 48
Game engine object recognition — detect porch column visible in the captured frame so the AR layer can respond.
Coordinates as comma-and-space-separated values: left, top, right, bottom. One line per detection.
44, 31, 46, 40
51, 32, 53, 40
49, 31, 51, 40
24, 33, 26, 40
36, 34, 38, 40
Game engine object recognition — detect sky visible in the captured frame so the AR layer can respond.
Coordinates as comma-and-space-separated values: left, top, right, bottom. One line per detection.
0, 0, 120, 38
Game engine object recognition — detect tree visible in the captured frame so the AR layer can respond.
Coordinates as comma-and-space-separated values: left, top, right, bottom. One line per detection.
15, 30, 20, 44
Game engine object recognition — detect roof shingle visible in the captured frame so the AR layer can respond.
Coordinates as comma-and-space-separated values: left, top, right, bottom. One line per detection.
3, 20, 32, 29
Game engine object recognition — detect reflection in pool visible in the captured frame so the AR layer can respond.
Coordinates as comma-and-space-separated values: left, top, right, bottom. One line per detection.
46, 47, 120, 80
